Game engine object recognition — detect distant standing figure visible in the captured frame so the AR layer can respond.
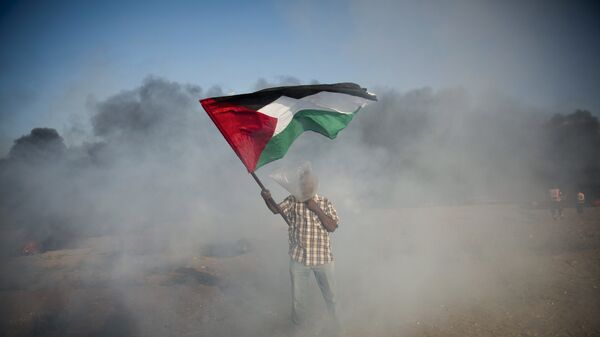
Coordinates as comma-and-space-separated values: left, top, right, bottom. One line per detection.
576, 191, 585, 214
549, 187, 563, 219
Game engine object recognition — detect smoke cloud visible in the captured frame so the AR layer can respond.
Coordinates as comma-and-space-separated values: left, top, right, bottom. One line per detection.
1, 76, 598, 336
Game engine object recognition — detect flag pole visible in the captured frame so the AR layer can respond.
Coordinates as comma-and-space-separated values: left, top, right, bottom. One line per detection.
250, 172, 292, 226
250, 172, 267, 190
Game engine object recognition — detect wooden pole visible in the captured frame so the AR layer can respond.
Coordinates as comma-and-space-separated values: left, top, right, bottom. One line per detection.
251, 172, 292, 226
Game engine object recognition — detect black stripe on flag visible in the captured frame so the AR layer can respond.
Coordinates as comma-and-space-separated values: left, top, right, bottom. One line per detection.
208, 83, 377, 111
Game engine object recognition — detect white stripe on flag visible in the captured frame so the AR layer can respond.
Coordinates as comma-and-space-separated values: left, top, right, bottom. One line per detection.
258, 92, 371, 136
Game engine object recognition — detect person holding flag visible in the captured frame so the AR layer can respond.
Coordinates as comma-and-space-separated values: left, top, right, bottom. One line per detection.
200, 82, 376, 335
261, 163, 340, 333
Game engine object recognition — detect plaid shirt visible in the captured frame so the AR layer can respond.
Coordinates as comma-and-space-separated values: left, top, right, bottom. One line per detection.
278, 194, 340, 266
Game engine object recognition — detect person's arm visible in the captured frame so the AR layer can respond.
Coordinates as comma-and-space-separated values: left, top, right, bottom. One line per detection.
261, 189, 280, 214
306, 199, 338, 232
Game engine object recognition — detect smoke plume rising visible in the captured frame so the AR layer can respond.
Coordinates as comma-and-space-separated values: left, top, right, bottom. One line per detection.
1, 76, 598, 336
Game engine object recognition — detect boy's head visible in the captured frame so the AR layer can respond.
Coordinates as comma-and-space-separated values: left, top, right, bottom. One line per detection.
297, 162, 318, 201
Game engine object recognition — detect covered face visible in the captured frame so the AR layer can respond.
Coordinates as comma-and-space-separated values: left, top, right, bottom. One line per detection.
270, 161, 319, 202
298, 166, 318, 200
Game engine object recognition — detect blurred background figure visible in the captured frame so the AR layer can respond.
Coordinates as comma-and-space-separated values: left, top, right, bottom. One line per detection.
549, 187, 564, 220
577, 191, 586, 214
22, 241, 39, 255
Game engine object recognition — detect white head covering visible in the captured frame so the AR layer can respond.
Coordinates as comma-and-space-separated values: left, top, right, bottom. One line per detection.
270, 161, 318, 202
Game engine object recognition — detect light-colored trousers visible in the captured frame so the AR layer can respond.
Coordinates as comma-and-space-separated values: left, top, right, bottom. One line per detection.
289, 258, 339, 327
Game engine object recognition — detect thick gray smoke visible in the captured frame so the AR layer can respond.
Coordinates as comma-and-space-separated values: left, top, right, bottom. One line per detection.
352, 87, 546, 204
0, 77, 257, 255
540, 109, 600, 187
1, 76, 598, 336
8, 128, 67, 162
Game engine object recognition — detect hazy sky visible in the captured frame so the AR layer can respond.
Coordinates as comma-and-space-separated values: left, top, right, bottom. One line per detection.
1, 0, 599, 152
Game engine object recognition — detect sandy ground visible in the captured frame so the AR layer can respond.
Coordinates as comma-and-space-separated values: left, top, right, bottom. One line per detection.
1, 205, 599, 337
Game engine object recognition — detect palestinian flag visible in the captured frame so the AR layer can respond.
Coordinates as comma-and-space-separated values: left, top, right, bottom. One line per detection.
200, 83, 377, 172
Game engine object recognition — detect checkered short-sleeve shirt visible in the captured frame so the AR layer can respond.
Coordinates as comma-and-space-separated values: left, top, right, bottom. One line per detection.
278, 194, 339, 266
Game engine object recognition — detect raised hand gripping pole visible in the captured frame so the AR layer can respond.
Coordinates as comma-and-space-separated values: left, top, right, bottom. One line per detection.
250, 172, 292, 226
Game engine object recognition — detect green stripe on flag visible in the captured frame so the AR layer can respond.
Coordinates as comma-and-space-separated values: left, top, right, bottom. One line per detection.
256, 109, 355, 169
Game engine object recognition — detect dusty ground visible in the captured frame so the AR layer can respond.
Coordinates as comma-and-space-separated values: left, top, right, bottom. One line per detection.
1, 205, 599, 336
